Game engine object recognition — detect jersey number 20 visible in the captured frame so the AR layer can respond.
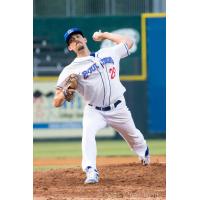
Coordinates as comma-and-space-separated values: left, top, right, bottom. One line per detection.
109, 67, 116, 79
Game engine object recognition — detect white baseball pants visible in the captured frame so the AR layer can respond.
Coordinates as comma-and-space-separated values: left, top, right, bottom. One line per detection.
81, 96, 147, 171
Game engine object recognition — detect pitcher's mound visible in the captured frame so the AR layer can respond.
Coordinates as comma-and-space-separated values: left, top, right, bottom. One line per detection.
34, 162, 166, 199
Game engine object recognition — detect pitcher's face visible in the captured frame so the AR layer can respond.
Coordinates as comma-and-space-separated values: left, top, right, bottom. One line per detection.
68, 34, 87, 53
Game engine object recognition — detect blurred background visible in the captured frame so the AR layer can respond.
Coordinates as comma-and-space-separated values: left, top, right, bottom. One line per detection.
33, 0, 166, 143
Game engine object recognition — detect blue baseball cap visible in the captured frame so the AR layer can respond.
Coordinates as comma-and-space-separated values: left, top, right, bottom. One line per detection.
64, 28, 84, 45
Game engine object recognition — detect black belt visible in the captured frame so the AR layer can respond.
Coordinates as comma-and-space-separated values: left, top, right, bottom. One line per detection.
89, 100, 121, 111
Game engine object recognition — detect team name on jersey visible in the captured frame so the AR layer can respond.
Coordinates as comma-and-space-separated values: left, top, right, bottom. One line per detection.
82, 57, 114, 79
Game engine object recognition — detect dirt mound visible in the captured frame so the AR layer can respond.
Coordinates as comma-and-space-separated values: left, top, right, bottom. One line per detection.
34, 162, 166, 200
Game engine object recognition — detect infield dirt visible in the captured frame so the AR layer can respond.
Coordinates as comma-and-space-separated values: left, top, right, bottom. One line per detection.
34, 156, 166, 200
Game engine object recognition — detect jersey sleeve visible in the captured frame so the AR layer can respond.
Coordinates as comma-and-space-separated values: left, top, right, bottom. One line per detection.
56, 68, 71, 89
111, 42, 130, 59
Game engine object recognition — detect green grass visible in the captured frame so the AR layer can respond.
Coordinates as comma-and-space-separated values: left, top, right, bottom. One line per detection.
33, 139, 166, 159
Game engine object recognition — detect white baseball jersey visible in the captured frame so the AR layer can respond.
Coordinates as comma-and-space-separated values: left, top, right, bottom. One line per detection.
56, 42, 130, 107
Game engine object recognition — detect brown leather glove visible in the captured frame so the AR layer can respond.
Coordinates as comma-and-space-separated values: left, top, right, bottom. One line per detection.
62, 74, 78, 102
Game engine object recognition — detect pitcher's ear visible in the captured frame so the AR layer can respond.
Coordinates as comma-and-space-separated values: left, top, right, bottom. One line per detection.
68, 45, 72, 51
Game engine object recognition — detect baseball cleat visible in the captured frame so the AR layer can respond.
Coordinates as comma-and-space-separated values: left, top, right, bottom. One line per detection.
140, 146, 150, 166
84, 166, 99, 184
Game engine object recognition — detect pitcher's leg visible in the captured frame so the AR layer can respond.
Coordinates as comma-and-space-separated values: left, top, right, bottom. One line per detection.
106, 100, 149, 161
111, 118, 147, 158
82, 105, 107, 171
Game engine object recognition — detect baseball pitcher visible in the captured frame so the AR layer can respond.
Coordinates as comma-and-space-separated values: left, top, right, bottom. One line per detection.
53, 28, 150, 184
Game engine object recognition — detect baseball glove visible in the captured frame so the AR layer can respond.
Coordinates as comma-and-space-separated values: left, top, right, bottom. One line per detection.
62, 74, 78, 102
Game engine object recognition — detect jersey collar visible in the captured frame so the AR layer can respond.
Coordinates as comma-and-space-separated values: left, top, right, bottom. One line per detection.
74, 52, 96, 62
